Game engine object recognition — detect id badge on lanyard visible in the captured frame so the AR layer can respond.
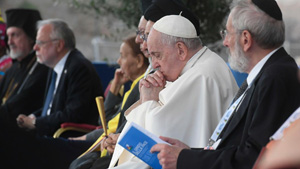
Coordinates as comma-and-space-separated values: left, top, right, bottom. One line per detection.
206, 90, 248, 149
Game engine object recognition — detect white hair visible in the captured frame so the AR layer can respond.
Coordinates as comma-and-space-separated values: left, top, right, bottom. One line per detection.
159, 32, 202, 51
230, 0, 285, 49
37, 19, 76, 49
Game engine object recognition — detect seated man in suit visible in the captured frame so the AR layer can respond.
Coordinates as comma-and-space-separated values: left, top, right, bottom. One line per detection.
16, 19, 103, 136
150, 0, 300, 169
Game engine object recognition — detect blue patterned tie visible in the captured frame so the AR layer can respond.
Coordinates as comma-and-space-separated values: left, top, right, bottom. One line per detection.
41, 71, 57, 116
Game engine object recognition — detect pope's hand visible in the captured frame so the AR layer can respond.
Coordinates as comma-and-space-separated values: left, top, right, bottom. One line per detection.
139, 70, 166, 103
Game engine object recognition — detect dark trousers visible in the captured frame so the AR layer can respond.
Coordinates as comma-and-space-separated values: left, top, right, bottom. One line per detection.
70, 151, 112, 169
0, 127, 93, 169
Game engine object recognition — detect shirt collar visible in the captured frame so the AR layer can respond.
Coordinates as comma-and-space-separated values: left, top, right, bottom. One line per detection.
247, 47, 281, 87
53, 50, 71, 87
53, 50, 71, 74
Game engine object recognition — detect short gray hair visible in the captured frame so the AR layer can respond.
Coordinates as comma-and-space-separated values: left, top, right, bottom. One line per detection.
230, 0, 285, 49
37, 18, 76, 49
159, 32, 202, 51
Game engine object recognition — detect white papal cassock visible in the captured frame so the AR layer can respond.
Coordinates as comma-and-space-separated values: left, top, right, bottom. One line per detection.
109, 46, 239, 169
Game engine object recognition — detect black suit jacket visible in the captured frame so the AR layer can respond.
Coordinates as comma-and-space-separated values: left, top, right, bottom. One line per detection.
35, 49, 103, 136
178, 48, 300, 169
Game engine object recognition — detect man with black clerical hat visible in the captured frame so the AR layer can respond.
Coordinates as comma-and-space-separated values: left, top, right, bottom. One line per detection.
0, 9, 49, 129
150, 0, 300, 168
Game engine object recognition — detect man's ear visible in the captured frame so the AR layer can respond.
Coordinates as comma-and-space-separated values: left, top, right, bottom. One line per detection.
241, 30, 252, 52
136, 53, 144, 69
56, 39, 65, 52
176, 42, 188, 61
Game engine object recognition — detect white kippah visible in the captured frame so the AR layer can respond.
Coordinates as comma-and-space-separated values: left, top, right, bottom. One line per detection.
153, 14, 198, 38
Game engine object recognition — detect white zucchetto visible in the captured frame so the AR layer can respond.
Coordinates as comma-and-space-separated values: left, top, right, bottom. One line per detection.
153, 14, 198, 38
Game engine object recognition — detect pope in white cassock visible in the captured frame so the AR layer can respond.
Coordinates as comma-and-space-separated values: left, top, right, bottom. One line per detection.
109, 14, 239, 169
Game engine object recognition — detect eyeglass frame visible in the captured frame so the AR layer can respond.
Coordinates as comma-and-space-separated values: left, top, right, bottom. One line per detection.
35, 39, 59, 47
136, 29, 148, 42
220, 29, 228, 39
220, 29, 245, 40
136, 29, 144, 36
140, 33, 148, 42
136, 29, 144, 40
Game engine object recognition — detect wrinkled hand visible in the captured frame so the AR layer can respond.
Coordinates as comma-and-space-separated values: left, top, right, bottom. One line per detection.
150, 136, 190, 169
110, 69, 130, 95
16, 114, 36, 130
100, 133, 120, 155
100, 137, 107, 152
114, 68, 130, 86
160, 136, 190, 149
139, 70, 166, 103
106, 133, 120, 154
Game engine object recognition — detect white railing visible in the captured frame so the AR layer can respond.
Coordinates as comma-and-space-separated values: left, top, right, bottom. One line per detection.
91, 36, 121, 64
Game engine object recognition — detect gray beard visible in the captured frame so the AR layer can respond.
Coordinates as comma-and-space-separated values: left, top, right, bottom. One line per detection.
9, 50, 23, 60
228, 41, 249, 73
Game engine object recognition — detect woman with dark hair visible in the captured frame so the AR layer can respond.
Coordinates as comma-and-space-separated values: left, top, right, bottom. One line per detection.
67, 34, 149, 169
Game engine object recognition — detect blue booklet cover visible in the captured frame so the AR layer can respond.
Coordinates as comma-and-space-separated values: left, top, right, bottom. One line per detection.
118, 122, 168, 169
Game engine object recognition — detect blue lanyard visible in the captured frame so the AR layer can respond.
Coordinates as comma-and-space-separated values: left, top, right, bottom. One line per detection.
207, 88, 248, 147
